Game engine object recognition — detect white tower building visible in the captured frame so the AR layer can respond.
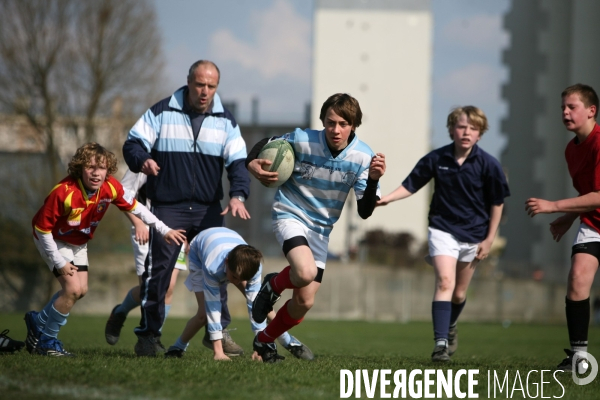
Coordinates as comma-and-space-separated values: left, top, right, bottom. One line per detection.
312, 0, 433, 256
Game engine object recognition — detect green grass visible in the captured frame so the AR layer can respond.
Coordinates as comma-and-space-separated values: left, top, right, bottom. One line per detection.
1, 313, 599, 399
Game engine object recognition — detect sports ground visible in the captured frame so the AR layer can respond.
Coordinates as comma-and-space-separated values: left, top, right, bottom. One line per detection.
0, 313, 598, 399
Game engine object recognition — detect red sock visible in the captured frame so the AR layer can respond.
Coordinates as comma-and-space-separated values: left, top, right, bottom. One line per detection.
258, 300, 303, 343
270, 265, 297, 294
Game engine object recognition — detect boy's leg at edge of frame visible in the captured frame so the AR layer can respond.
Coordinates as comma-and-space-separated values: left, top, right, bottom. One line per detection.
564, 253, 598, 353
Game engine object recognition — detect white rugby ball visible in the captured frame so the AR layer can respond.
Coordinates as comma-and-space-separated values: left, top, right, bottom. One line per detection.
257, 140, 295, 188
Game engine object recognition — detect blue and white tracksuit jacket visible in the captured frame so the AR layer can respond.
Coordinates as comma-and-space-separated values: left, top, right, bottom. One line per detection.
122, 86, 250, 205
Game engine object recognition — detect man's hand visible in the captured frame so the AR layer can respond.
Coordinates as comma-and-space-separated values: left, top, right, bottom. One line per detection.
369, 153, 386, 180
57, 263, 78, 276
164, 229, 186, 245
251, 351, 263, 362
525, 198, 557, 217
247, 159, 279, 186
141, 159, 160, 176
474, 239, 493, 261
549, 215, 576, 242
220, 197, 250, 219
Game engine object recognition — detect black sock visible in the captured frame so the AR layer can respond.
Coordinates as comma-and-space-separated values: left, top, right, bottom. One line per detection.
450, 299, 466, 327
565, 297, 590, 351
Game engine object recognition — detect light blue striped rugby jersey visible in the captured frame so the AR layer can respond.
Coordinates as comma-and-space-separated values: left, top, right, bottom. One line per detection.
272, 128, 381, 236
188, 227, 264, 340
129, 91, 247, 165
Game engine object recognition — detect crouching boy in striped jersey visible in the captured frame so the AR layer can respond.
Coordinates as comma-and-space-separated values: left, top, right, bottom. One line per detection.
164, 227, 313, 361
246, 93, 386, 362
27, 143, 186, 357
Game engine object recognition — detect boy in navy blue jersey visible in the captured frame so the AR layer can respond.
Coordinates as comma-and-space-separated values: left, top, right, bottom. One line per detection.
377, 106, 510, 361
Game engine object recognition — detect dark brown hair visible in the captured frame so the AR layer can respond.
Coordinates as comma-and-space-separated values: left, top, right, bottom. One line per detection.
319, 93, 362, 129
227, 244, 263, 281
68, 142, 118, 179
562, 84, 599, 118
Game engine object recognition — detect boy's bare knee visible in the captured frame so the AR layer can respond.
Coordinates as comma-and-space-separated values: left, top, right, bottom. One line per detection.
65, 289, 82, 301
293, 269, 317, 287
436, 277, 454, 293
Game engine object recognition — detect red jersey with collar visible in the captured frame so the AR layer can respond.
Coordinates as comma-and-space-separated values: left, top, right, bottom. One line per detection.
565, 123, 600, 233
32, 175, 137, 245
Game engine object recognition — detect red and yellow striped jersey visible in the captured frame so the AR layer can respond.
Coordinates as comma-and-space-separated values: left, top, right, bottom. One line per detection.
32, 175, 137, 245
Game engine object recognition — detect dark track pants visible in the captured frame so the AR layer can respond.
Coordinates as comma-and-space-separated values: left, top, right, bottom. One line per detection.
134, 202, 228, 337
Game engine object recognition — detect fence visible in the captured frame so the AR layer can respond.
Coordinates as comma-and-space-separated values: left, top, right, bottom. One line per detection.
1, 254, 582, 326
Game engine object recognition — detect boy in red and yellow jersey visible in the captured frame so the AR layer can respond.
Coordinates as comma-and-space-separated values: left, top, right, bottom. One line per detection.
26, 143, 186, 357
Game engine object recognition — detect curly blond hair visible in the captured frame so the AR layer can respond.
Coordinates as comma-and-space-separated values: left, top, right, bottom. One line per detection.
68, 142, 118, 179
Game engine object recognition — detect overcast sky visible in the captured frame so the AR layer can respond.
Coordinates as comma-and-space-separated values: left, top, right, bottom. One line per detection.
153, 0, 510, 158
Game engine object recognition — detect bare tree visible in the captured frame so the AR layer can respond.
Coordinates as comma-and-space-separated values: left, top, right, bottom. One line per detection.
0, 0, 164, 309
0, 0, 164, 182
74, 0, 164, 143
0, 0, 77, 183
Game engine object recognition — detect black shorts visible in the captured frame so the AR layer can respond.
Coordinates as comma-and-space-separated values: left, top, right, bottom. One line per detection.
282, 236, 324, 283
571, 242, 600, 263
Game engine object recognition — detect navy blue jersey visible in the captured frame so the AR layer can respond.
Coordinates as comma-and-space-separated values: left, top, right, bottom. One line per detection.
402, 143, 510, 243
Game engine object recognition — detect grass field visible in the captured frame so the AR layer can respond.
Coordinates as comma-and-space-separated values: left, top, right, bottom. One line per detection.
0, 312, 599, 399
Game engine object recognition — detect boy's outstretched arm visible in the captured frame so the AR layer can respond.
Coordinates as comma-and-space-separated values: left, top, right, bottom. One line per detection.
475, 204, 504, 261
376, 185, 413, 207
129, 203, 186, 245
525, 191, 600, 216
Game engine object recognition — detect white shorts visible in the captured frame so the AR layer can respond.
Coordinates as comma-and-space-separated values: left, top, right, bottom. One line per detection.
573, 223, 600, 245
131, 225, 187, 276
33, 237, 88, 271
427, 227, 478, 263
273, 219, 329, 270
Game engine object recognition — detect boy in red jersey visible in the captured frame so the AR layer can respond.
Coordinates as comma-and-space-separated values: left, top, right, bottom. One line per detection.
526, 83, 599, 371
26, 143, 186, 357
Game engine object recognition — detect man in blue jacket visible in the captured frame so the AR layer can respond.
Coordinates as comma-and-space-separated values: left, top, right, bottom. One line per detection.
123, 60, 251, 357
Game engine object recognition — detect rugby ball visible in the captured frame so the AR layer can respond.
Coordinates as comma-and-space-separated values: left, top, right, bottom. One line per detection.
257, 140, 295, 188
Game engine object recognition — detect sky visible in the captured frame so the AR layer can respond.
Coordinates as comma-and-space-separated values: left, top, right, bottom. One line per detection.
153, 0, 511, 158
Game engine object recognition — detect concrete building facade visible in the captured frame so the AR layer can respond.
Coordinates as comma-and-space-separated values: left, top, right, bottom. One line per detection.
312, 0, 433, 256
500, 0, 600, 281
